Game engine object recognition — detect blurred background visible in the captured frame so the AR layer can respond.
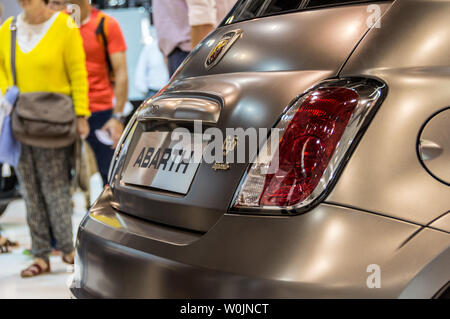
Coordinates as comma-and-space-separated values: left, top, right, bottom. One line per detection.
0, 0, 165, 298
0, 0, 164, 109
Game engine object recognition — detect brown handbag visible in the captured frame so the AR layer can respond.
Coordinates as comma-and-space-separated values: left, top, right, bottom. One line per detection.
9, 17, 77, 149
12, 93, 77, 148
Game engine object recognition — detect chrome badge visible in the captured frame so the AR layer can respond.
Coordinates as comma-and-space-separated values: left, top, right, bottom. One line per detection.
205, 29, 242, 70
212, 136, 238, 171
150, 104, 160, 114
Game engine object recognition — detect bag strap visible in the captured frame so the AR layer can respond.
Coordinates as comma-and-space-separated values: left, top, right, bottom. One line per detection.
9, 17, 17, 86
95, 16, 113, 80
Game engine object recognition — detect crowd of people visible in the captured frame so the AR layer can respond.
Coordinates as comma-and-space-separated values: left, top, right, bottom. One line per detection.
0, 0, 237, 277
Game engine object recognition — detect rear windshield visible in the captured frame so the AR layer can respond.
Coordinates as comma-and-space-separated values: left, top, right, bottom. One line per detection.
222, 0, 386, 25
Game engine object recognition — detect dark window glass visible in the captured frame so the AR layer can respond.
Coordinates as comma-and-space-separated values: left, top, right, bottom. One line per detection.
223, 0, 386, 25
260, 0, 303, 15
231, 0, 267, 22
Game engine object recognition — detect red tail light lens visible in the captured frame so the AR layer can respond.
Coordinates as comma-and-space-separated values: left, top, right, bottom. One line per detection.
260, 88, 359, 206
232, 78, 386, 213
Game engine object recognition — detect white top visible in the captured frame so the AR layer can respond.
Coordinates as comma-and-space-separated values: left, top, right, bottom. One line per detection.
186, 0, 217, 26
16, 12, 59, 53
186, 0, 237, 26
135, 34, 170, 93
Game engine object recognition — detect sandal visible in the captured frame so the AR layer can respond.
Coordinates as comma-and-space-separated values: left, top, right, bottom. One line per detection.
62, 251, 75, 265
6, 239, 19, 247
0, 244, 9, 253
0, 236, 10, 254
20, 259, 51, 278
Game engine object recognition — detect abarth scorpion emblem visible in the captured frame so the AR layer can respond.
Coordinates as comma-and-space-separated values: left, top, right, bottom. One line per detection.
150, 104, 159, 114
205, 29, 242, 70
212, 136, 238, 171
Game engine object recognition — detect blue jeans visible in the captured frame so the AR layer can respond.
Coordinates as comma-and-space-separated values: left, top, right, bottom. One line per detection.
168, 48, 190, 77
86, 109, 115, 186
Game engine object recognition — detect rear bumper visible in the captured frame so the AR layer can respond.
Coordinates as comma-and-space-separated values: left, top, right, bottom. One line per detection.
72, 230, 301, 299
71, 188, 450, 299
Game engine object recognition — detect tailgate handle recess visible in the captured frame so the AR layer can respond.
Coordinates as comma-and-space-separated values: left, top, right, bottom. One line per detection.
137, 97, 221, 124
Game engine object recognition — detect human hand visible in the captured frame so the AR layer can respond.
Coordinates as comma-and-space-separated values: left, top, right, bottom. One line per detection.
77, 117, 90, 139
101, 118, 124, 149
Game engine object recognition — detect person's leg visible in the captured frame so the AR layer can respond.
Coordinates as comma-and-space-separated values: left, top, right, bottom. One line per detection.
15, 145, 52, 261
168, 48, 190, 77
34, 146, 74, 257
86, 109, 115, 186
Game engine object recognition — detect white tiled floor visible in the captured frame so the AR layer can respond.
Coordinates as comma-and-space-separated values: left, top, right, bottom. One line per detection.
0, 174, 103, 299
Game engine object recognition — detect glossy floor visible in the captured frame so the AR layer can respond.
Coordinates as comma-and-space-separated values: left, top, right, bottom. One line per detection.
0, 175, 103, 299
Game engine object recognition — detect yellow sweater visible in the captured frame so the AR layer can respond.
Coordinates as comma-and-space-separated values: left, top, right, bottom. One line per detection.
0, 13, 90, 117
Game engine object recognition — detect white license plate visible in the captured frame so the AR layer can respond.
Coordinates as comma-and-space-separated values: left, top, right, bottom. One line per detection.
122, 131, 208, 194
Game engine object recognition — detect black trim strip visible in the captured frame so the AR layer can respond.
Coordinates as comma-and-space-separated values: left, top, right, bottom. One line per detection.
221, 0, 392, 27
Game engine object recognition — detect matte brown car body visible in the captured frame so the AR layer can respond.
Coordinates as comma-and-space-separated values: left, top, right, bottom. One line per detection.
72, 0, 450, 298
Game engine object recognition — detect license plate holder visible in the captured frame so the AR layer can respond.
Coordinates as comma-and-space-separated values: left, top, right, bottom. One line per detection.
122, 131, 207, 194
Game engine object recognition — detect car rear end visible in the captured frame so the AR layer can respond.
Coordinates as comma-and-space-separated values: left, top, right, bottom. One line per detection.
71, 0, 450, 298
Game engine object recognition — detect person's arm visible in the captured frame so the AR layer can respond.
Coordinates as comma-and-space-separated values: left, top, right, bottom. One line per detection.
100, 16, 128, 148
186, 0, 217, 48
102, 50, 128, 148
190, 24, 215, 49
63, 15, 90, 138
0, 20, 11, 95
110, 51, 128, 115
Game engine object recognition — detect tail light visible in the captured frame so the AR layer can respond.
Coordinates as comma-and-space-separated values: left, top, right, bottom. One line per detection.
231, 78, 386, 214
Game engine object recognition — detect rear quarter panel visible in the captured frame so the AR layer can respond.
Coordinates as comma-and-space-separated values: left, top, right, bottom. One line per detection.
328, 0, 450, 226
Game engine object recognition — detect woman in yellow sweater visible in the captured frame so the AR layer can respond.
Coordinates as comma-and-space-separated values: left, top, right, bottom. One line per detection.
0, 0, 90, 277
